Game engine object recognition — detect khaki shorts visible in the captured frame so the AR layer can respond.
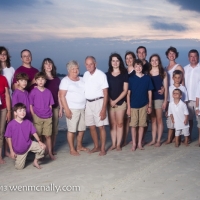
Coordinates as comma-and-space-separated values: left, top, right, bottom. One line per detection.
187, 101, 196, 120
66, 109, 86, 132
85, 98, 109, 127
153, 99, 163, 109
166, 116, 175, 129
129, 105, 147, 127
32, 114, 52, 136
109, 101, 127, 112
197, 116, 200, 128
52, 107, 59, 135
175, 127, 190, 137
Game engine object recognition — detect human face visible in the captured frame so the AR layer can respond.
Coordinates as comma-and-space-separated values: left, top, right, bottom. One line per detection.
17, 79, 27, 89
0, 51, 7, 62
189, 52, 199, 67
150, 56, 159, 67
14, 108, 26, 120
85, 58, 96, 74
137, 48, 146, 61
126, 54, 134, 67
35, 77, 46, 87
134, 63, 143, 73
173, 74, 182, 85
21, 51, 32, 65
68, 65, 79, 77
44, 61, 53, 73
173, 90, 181, 100
111, 57, 120, 69
167, 51, 176, 61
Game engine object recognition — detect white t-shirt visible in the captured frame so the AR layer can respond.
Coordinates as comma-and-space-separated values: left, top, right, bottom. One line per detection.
184, 63, 200, 101
168, 100, 189, 130
59, 76, 86, 109
168, 84, 188, 102
195, 81, 200, 115
2, 66, 15, 94
83, 68, 108, 99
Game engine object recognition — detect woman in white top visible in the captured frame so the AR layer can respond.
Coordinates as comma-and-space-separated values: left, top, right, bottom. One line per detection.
0, 46, 15, 95
59, 60, 88, 156
165, 46, 184, 86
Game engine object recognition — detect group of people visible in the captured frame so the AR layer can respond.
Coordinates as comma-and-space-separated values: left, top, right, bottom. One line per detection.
0, 45, 200, 170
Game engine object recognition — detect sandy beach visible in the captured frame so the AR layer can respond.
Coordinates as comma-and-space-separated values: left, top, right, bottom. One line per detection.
0, 116, 200, 200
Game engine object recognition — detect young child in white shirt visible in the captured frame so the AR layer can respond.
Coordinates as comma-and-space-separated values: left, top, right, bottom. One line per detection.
168, 89, 189, 147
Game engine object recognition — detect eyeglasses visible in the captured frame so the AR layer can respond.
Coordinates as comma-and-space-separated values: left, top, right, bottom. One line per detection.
0, 54, 7, 56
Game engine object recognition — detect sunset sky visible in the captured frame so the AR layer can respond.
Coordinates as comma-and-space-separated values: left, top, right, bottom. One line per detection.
1, 0, 200, 74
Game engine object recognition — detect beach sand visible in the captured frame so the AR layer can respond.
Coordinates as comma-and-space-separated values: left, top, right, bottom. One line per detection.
0, 116, 200, 200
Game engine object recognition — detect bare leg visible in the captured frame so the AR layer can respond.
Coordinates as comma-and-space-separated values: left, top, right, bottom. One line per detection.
98, 126, 106, 156
122, 116, 130, 146
165, 129, 174, 144
45, 135, 56, 160
184, 136, 189, 146
138, 127, 144, 150
142, 121, 149, 145
33, 158, 42, 169
148, 109, 156, 145
0, 148, 5, 164
108, 111, 117, 150
67, 132, 80, 156
88, 125, 100, 153
77, 131, 89, 152
131, 127, 137, 151
155, 109, 163, 147
175, 136, 179, 147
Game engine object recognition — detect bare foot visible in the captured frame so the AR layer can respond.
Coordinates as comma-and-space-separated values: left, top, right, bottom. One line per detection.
70, 150, 80, 156
33, 159, 41, 169
108, 146, 116, 151
49, 154, 56, 160
195, 143, 200, 147
155, 142, 161, 147
147, 141, 156, 146
0, 158, 6, 164
99, 151, 106, 156
116, 146, 122, 151
185, 143, 189, 147
89, 147, 101, 154
77, 146, 90, 152
131, 145, 136, 151
138, 145, 145, 150
52, 151, 57, 155
165, 140, 171, 145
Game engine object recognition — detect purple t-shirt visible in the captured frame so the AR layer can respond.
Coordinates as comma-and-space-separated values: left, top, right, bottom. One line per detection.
29, 87, 54, 118
12, 89, 32, 120
13, 66, 39, 92
45, 77, 61, 108
5, 119, 36, 154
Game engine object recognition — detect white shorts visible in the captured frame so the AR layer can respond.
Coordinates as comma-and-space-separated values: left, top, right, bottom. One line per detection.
175, 127, 190, 137
85, 98, 109, 127
66, 109, 86, 132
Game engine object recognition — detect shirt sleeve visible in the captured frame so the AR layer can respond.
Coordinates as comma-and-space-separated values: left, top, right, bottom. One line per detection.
123, 73, 129, 83
100, 73, 109, 89
29, 90, 34, 105
11, 92, 17, 107
59, 78, 68, 90
49, 91, 55, 106
148, 76, 154, 91
183, 103, 189, 115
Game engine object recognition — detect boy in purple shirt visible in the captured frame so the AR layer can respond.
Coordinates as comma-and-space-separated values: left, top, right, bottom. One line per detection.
5, 103, 46, 169
12, 73, 32, 120
29, 72, 55, 160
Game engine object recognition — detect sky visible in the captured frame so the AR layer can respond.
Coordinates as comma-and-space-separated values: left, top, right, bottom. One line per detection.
0, 0, 200, 74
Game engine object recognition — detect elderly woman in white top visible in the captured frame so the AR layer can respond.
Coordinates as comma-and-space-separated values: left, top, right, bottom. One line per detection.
59, 60, 88, 156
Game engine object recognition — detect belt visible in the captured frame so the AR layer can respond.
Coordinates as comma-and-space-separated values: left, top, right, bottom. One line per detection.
87, 97, 103, 102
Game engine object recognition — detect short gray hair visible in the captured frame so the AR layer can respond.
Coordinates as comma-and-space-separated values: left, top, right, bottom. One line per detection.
66, 60, 79, 71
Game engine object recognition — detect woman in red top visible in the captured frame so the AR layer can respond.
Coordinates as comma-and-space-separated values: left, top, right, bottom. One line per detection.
0, 68, 11, 164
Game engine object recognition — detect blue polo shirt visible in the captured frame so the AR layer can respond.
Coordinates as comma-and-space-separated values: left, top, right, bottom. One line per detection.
128, 74, 154, 108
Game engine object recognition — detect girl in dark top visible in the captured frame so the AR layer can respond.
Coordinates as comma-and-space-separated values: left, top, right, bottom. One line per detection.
148, 54, 168, 147
106, 53, 128, 151
41, 58, 63, 155
122, 51, 136, 146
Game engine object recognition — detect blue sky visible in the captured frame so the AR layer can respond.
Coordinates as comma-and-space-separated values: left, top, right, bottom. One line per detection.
0, 0, 200, 74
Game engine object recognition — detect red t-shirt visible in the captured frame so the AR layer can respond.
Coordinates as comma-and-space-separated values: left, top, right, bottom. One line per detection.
0, 75, 9, 110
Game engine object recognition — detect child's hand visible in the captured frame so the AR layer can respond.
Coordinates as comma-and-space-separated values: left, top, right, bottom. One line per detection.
184, 119, 188, 125
10, 151, 16, 160
126, 108, 131, 117
146, 107, 152, 114
39, 141, 46, 150
162, 101, 167, 111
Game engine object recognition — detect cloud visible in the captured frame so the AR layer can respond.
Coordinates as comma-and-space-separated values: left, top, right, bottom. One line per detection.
151, 22, 188, 31
167, 0, 200, 13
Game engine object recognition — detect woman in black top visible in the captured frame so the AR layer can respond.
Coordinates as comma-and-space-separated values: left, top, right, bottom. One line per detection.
106, 53, 128, 151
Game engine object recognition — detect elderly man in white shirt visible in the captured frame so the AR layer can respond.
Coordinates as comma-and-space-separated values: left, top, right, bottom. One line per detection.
184, 49, 200, 140
83, 56, 109, 156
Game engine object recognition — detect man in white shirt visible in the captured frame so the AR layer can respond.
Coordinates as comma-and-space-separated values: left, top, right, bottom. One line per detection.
184, 49, 200, 140
83, 56, 109, 156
